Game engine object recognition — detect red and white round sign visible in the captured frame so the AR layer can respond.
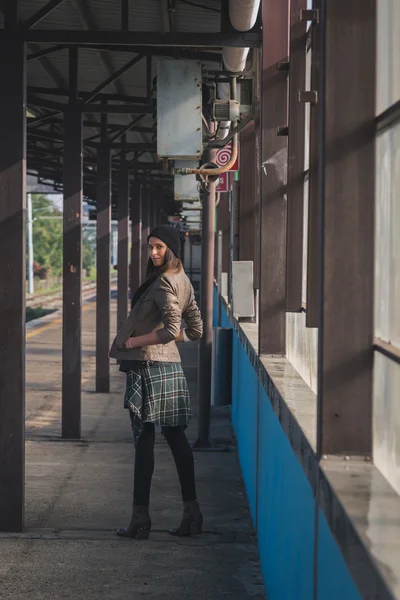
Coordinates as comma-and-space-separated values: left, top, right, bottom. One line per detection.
215, 141, 239, 171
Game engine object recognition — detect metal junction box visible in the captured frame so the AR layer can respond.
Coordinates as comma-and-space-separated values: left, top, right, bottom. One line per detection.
157, 60, 202, 159
174, 160, 200, 201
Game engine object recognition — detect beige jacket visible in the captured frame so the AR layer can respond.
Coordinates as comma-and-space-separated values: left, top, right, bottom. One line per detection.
109, 269, 203, 362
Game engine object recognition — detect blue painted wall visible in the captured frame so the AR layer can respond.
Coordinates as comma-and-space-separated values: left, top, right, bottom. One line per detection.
217, 298, 362, 600
257, 384, 315, 599
317, 511, 362, 600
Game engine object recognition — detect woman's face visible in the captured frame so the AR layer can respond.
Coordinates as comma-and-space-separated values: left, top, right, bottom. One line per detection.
148, 236, 168, 267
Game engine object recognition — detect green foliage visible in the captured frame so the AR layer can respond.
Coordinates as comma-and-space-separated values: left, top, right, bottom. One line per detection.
29, 195, 96, 278
31, 195, 63, 276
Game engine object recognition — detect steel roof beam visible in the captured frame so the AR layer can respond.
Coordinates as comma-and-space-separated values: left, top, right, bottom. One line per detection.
0, 30, 261, 48
28, 86, 148, 104
27, 44, 69, 60
23, 0, 67, 30
83, 53, 144, 104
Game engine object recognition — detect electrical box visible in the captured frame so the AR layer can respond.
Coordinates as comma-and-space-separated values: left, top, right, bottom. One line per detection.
174, 160, 200, 201
157, 60, 203, 159
232, 261, 255, 318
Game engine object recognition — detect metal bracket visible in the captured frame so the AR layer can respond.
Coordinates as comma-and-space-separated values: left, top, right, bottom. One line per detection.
276, 59, 290, 73
298, 90, 318, 104
276, 126, 288, 137
299, 9, 319, 23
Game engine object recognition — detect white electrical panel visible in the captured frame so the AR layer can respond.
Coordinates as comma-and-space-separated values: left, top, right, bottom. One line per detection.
157, 60, 202, 159
232, 261, 255, 318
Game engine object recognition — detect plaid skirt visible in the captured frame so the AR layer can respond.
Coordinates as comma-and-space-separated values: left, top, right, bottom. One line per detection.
124, 363, 191, 446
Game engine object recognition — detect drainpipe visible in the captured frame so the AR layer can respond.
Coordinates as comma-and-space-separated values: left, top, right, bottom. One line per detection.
194, 0, 261, 449
217, 0, 260, 140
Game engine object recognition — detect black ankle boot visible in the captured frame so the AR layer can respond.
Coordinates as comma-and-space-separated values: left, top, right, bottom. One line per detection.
117, 505, 151, 539
169, 500, 203, 536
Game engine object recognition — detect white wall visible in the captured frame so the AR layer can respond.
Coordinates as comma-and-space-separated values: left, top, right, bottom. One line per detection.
286, 313, 318, 395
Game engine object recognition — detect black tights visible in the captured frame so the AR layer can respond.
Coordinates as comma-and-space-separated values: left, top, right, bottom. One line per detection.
130, 418, 197, 507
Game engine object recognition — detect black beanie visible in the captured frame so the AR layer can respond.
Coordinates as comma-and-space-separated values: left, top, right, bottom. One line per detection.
148, 225, 185, 258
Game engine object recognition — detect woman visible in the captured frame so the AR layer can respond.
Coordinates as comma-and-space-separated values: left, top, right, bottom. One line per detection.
109, 225, 203, 539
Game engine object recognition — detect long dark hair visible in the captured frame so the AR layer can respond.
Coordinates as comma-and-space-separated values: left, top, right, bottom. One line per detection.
130, 248, 183, 310
145, 247, 182, 280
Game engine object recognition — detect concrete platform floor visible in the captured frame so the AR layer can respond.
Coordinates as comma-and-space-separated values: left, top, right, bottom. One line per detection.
0, 297, 265, 600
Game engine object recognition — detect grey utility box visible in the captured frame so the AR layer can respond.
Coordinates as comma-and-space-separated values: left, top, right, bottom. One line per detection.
157, 60, 202, 159
231, 261, 254, 318
174, 160, 200, 201
211, 327, 233, 406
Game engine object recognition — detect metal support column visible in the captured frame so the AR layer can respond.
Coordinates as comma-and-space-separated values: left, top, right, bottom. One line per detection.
259, 0, 289, 355
117, 151, 130, 331
196, 151, 217, 447
229, 180, 240, 305
0, 25, 26, 532
27, 193, 34, 295
286, 0, 307, 312
141, 184, 150, 282
318, 0, 376, 456
96, 115, 111, 393
130, 180, 142, 295
62, 47, 82, 439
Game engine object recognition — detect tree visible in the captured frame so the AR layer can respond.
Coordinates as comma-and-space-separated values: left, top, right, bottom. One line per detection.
29, 194, 96, 279
31, 195, 63, 277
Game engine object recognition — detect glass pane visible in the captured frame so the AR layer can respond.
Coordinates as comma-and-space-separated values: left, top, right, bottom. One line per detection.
377, 0, 400, 114
375, 122, 400, 346
373, 352, 400, 496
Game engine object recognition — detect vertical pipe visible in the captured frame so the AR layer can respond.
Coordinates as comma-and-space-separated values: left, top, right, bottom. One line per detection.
62, 47, 82, 439
96, 114, 111, 393
130, 180, 142, 295
217, 229, 223, 326
196, 146, 217, 447
27, 192, 34, 295
230, 181, 240, 306
0, 30, 26, 532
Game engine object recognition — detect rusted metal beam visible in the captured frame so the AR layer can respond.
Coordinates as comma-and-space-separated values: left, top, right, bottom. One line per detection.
286, 0, 307, 312
141, 184, 150, 283
196, 142, 217, 447
259, 0, 289, 355
0, 30, 26, 533
62, 47, 82, 439
117, 148, 130, 332
318, 0, 376, 456
96, 115, 111, 393
130, 180, 142, 294
306, 1, 320, 328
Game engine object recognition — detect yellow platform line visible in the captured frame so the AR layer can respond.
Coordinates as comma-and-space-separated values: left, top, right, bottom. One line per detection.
26, 303, 94, 341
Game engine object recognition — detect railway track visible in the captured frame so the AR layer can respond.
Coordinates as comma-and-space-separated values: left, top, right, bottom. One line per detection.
27, 276, 117, 311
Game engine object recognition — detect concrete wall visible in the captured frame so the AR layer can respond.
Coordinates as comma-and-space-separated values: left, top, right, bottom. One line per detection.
219, 300, 362, 600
